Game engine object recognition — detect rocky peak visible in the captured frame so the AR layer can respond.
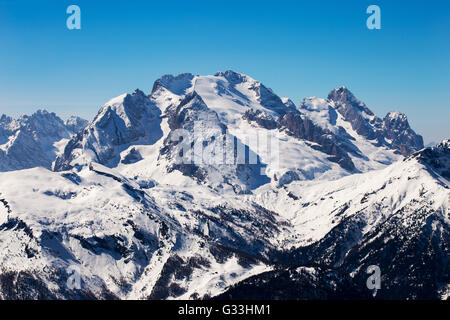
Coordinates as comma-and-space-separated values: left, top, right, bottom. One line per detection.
383, 111, 424, 156
0, 110, 72, 172
214, 70, 249, 84
327, 87, 381, 142
54, 90, 163, 171
383, 111, 409, 131
328, 86, 374, 116
151, 73, 194, 95
254, 83, 290, 116
18, 109, 69, 140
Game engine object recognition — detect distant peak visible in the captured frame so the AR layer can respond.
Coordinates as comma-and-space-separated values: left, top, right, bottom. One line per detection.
383, 112, 410, 131
411, 139, 449, 157
65, 116, 88, 133
32, 109, 54, 117
66, 115, 85, 121
26, 109, 58, 120
0, 114, 13, 122
215, 70, 241, 76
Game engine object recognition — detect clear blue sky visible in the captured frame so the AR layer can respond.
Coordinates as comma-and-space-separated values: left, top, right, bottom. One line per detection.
0, 0, 449, 143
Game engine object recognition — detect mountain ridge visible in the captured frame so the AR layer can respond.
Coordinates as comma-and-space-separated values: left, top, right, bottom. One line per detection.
52, 71, 423, 190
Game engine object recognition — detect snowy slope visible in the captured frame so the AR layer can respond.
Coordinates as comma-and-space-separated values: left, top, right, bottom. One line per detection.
0, 139, 448, 299
219, 145, 450, 299
0, 164, 278, 299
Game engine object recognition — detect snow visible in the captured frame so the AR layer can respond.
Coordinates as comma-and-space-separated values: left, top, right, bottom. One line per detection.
0, 203, 8, 225
0, 71, 446, 300
298, 97, 339, 133
1, 144, 448, 298
175, 257, 271, 300
104, 93, 127, 108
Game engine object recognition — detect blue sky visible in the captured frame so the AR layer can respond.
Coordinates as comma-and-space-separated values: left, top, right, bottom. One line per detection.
0, 0, 449, 143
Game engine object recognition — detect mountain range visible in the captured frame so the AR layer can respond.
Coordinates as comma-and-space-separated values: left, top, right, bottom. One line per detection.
0, 71, 447, 300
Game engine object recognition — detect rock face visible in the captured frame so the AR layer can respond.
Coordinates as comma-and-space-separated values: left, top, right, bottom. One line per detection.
151, 73, 194, 96
383, 111, 424, 156
0, 110, 76, 172
408, 139, 450, 179
327, 86, 383, 140
54, 89, 162, 171
277, 111, 356, 171
281, 97, 296, 110
242, 109, 277, 130
161, 92, 269, 193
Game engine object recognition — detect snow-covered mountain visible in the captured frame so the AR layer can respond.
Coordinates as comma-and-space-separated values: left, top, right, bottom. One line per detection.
0, 110, 88, 172
327, 86, 424, 156
0, 71, 446, 300
55, 71, 422, 189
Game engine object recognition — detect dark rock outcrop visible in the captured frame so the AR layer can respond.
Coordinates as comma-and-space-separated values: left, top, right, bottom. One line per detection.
328, 86, 382, 141
383, 112, 424, 156
277, 112, 356, 171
